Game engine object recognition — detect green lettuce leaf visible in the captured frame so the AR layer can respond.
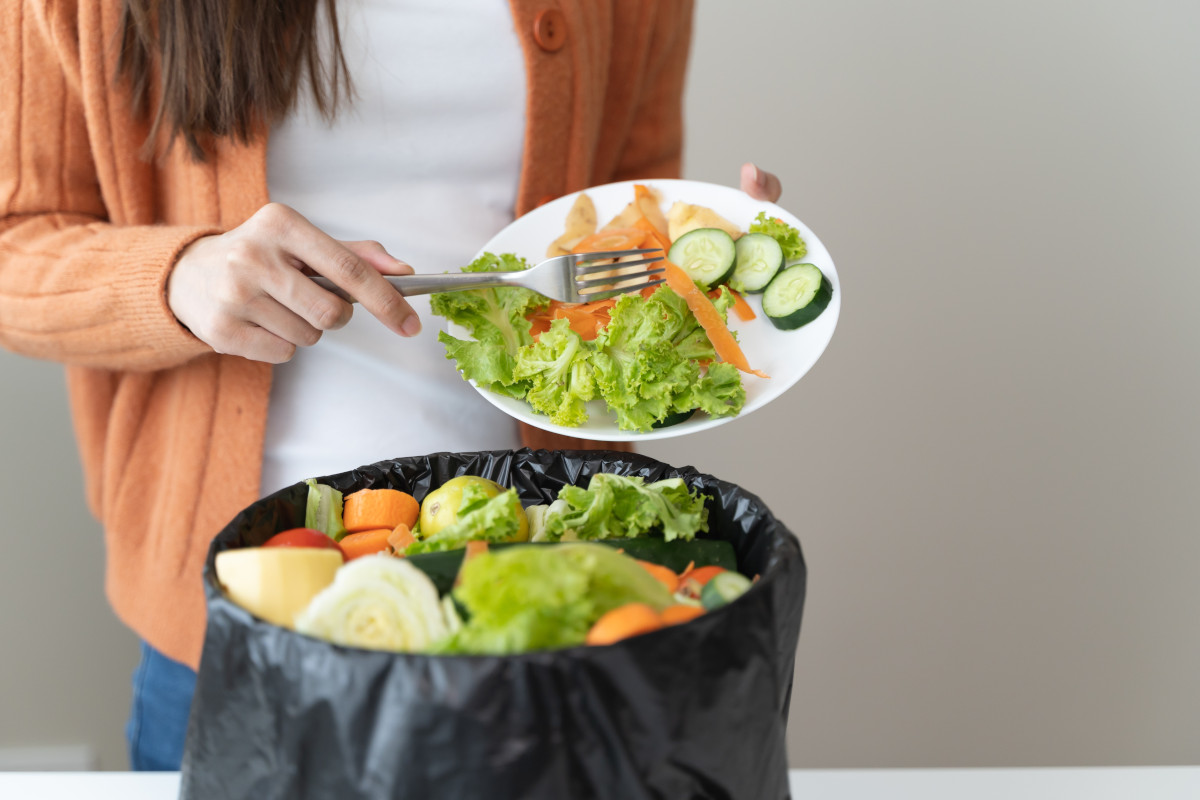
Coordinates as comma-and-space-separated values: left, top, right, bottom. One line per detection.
591, 288, 703, 431
512, 318, 597, 427
405, 486, 525, 555
541, 473, 709, 543
591, 286, 745, 430
682, 361, 746, 419
431, 253, 551, 397
749, 211, 807, 261
439, 543, 674, 655
304, 479, 347, 541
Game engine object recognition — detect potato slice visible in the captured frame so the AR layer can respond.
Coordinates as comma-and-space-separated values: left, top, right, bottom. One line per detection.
598, 185, 668, 236
667, 201, 743, 242
547, 194, 598, 257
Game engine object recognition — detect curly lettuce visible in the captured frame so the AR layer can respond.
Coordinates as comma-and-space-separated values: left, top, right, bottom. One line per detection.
512, 318, 597, 427
541, 473, 709, 543
432, 257, 746, 431
432, 253, 551, 398
405, 485, 526, 555
749, 211, 807, 261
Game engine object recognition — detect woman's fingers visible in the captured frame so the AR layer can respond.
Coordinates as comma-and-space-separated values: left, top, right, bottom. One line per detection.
740, 162, 782, 203
252, 204, 421, 337
166, 202, 423, 365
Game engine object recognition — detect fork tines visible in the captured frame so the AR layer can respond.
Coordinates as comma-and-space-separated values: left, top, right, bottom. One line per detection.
574, 248, 666, 301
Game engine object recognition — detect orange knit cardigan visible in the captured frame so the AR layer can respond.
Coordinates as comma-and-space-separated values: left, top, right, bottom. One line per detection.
0, 0, 693, 668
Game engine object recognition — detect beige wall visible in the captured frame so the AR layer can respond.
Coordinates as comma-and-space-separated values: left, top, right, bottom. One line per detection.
2, 0, 1197, 772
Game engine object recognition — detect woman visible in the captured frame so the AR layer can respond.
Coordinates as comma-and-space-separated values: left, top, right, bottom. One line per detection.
0, 0, 781, 769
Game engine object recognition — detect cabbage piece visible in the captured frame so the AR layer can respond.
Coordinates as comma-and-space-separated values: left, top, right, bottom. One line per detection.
294, 556, 450, 652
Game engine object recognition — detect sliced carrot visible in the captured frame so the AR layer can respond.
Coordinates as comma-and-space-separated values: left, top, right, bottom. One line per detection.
387, 522, 415, 555
633, 215, 672, 256
586, 603, 663, 646
637, 560, 680, 593
571, 227, 646, 254
339, 528, 392, 560
527, 297, 618, 341
343, 488, 420, 533
662, 261, 769, 378
660, 604, 705, 626
711, 286, 756, 322
686, 565, 727, 587
633, 184, 669, 241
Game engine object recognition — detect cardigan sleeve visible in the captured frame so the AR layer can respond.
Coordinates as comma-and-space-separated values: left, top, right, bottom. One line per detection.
608, 0, 695, 183
0, 1, 215, 371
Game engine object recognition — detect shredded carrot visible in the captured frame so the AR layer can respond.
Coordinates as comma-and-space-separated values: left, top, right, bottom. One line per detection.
464, 540, 490, 560
527, 297, 617, 341
571, 227, 646, 254
711, 286, 756, 322
387, 522, 415, 556
662, 261, 769, 378
637, 560, 680, 593
633, 185, 670, 241
586, 603, 663, 646
660, 604, 705, 626
633, 215, 672, 256
339, 528, 393, 561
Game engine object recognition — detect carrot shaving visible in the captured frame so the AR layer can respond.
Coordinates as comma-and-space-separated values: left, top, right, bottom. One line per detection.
527, 297, 617, 341
662, 261, 769, 378
709, 286, 756, 322
633, 185, 670, 241
571, 227, 646, 254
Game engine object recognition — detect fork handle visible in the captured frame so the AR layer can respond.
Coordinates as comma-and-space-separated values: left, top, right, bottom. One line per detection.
310, 272, 512, 303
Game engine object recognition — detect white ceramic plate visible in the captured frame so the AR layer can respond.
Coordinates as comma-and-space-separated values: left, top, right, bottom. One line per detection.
448, 179, 840, 441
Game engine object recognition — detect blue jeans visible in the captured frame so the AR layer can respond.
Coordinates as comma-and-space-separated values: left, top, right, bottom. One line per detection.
126, 641, 197, 771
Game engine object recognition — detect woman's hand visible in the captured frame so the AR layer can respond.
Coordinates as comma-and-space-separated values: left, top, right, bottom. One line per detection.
739, 162, 783, 203
167, 203, 421, 363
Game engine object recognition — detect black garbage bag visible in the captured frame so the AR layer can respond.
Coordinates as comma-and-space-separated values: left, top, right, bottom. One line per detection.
180, 449, 805, 800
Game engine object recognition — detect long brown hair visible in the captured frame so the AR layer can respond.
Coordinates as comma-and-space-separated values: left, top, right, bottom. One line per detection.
116, 0, 352, 160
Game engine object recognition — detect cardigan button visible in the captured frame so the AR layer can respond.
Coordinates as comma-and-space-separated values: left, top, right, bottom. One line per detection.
533, 9, 567, 52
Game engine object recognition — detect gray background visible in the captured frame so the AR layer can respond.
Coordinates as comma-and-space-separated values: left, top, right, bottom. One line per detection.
2, 0, 1197, 771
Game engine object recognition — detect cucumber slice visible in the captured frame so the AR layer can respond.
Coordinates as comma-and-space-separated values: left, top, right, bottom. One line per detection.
730, 232, 784, 293
651, 408, 696, 429
700, 570, 752, 610
762, 263, 832, 331
668, 228, 737, 288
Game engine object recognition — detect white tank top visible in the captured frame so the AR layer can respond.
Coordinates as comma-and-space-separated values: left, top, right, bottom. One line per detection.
260, 0, 526, 496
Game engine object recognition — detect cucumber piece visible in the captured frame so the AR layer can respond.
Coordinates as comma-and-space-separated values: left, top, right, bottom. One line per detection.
668, 228, 737, 289
730, 232, 785, 293
651, 408, 696, 429
405, 538, 737, 596
761, 263, 832, 330
700, 570, 752, 610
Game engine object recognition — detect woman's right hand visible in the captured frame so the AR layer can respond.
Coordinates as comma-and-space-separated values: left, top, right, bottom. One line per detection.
167, 202, 421, 363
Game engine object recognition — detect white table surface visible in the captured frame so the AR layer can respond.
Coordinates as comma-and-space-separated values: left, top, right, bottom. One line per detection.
0, 767, 1197, 799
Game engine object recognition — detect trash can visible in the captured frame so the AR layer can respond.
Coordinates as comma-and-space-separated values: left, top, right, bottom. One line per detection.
180, 448, 806, 800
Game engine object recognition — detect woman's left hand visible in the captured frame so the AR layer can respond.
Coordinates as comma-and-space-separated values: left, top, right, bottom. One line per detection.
740, 162, 782, 203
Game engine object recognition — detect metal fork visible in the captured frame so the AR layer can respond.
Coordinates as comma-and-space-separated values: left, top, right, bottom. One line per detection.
310, 248, 665, 304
